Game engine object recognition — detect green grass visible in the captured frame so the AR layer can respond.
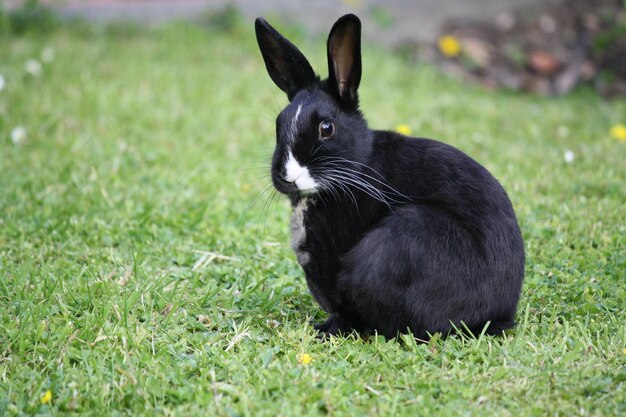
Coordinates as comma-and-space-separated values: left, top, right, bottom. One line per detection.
1, 18, 625, 417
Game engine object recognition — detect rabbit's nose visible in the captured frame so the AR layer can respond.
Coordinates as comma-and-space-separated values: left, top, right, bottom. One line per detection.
275, 175, 294, 186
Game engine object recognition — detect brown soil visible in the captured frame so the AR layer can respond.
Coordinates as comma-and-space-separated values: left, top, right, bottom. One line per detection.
421, 0, 626, 97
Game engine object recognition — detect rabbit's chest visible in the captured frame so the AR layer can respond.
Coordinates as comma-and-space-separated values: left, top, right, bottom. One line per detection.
290, 198, 311, 265
290, 198, 356, 265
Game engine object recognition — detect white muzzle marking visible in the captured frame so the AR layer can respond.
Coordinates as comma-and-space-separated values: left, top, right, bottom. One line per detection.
285, 150, 318, 193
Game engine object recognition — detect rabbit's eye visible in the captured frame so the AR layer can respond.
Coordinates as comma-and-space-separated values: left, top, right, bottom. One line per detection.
319, 120, 335, 139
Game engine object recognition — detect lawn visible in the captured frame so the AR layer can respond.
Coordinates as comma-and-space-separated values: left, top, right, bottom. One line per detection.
0, 15, 625, 417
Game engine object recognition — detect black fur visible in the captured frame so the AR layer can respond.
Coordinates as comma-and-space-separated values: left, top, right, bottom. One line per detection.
255, 14, 525, 340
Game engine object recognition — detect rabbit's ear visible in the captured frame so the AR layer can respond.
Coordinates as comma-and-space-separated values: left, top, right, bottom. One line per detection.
255, 18, 316, 101
327, 14, 362, 105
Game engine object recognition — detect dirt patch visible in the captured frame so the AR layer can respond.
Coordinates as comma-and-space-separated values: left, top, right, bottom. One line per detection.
411, 0, 626, 97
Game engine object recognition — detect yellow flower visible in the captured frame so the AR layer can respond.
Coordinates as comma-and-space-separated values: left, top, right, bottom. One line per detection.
395, 124, 412, 136
623, 347, 626, 355
40, 390, 52, 405
609, 124, 626, 142
241, 183, 251, 193
297, 353, 313, 365
438, 35, 461, 58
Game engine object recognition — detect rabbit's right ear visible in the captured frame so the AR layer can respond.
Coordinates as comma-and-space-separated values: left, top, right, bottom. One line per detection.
255, 18, 316, 101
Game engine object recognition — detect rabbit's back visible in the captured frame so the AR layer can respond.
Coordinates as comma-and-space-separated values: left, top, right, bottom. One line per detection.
371, 131, 525, 288
326, 132, 525, 337
337, 203, 523, 338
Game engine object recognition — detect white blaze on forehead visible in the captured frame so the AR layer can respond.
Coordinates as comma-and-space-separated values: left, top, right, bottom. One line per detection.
289, 104, 302, 142
285, 150, 318, 192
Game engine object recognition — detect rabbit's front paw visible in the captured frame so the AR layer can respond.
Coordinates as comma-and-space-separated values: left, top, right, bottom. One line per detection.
313, 316, 334, 333
314, 314, 352, 338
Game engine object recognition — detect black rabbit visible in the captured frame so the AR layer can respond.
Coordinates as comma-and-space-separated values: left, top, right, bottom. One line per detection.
255, 14, 525, 340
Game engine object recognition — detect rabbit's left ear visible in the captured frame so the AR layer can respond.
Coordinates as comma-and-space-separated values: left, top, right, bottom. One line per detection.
327, 14, 362, 105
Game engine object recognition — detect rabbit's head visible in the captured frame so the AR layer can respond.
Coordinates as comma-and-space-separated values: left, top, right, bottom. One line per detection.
256, 14, 373, 197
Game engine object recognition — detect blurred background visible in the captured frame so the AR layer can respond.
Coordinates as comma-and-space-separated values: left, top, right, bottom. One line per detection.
3, 0, 626, 97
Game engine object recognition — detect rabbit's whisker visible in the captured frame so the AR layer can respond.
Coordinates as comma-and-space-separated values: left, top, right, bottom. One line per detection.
312, 156, 410, 201
320, 170, 395, 212
314, 162, 404, 204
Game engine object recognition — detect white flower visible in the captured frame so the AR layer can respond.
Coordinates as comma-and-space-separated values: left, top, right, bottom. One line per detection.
564, 150, 575, 163
0, 74, 5, 92
11, 126, 27, 144
25, 59, 43, 77
41, 48, 55, 63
